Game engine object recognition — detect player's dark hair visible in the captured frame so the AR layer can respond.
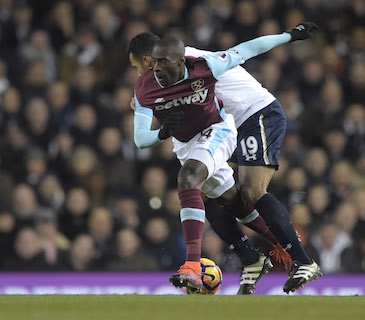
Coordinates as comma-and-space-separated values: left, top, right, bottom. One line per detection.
127, 32, 160, 60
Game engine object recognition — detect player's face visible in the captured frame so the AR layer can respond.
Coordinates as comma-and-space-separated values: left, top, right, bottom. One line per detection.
151, 46, 184, 87
129, 53, 150, 76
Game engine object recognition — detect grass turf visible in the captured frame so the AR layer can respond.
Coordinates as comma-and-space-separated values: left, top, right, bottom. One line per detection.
0, 295, 364, 320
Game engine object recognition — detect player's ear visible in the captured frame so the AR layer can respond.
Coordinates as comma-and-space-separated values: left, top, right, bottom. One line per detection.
143, 56, 153, 68
178, 56, 185, 66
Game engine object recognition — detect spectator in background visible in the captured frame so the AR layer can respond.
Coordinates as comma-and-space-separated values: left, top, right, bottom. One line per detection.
297, 58, 324, 108
112, 196, 140, 231
99, 85, 134, 127
290, 204, 312, 246
329, 161, 355, 206
139, 166, 170, 219
0, 60, 10, 96
91, 2, 122, 50
305, 222, 359, 273
70, 65, 100, 105
34, 207, 70, 267
47, 81, 74, 132
163, 189, 185, 235
281, 124, 306, 166
59, 187, 90, 240
106, 228, 159, 271
305, 148, 330, 186
23, 97, 55, 150
0, 210, 16, 268
283, 167, 308, 208
334, 201, 359, 238
84, 167, 108, 207
0, 87, 22, 135
149, 138, 180, 189
344, 62, 365, 105
0, 125, 28, 182
59, 25, 108, 87
21, 61, 49, 100
11, 183, 39, 227
97, 126, 136, 193
188, 6, 216, 48
70, 104, 98, 147
120, 112, 152, 164
19, 29, 57, 82
58, 233, 99, 271
322, 127, 349, 163
143, 217, 184, 271
69, 145, 99, 186
38, 174, 65, 212
45, 1, 75, 51
343, 103, 365, 161
87, 206, 115, 259
224, 0, 259, 42
24, 148, 48, 188
2, 228, 50, 271
306, 184, 332, 225
351, 187, 365, 240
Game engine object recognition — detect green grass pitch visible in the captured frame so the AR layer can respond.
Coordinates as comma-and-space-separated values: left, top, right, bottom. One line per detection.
0, 295, 363, 320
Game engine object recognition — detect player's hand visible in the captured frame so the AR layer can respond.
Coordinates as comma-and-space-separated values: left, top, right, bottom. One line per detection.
130, 97, 136, 111
158, 111, 184, 140
288, 22, 319, 42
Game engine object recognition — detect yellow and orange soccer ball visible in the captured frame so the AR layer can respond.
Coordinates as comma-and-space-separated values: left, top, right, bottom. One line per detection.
185, 258, 223, 295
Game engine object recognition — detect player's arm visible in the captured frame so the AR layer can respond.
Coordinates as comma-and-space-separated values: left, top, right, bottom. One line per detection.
131, 97, 161, 129
203, 22, 318, 80
134, 95, 184, 149
134, 95, 162, 149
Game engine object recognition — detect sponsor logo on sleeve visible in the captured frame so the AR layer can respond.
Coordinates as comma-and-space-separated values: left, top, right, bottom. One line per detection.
216, 52, 228, 62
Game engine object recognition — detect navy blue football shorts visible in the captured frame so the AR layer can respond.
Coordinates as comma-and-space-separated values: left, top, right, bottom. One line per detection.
229, 100, 286, 169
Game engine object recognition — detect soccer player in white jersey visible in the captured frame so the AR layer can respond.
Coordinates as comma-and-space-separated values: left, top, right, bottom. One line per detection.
129, 23, 321, 294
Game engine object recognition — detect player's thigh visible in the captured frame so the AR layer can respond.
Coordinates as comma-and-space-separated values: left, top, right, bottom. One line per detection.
174, 114, 237, 179
238, 165, 275, 193
229, 100, 286, 169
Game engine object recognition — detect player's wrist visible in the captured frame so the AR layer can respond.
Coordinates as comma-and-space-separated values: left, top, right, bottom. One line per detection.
158, 127, 169, 140
283, 32, 294, 42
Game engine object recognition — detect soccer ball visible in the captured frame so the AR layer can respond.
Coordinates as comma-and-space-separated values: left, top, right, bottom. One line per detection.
186, 258, 223, 295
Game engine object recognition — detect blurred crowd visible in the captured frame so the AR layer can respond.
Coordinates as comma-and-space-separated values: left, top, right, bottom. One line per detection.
0, 0, 364, 274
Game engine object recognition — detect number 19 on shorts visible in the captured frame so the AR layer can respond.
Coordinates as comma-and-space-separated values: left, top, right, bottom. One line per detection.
240, 136, 258, 161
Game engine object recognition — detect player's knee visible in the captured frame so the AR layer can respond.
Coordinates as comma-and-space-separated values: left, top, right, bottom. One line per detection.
177, 162, 206, 190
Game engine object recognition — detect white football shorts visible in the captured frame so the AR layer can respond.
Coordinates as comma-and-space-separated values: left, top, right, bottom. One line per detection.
172, 113, 237, 199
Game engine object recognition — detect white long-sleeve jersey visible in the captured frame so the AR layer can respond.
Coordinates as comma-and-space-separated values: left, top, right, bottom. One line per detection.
185, 46, 276, 128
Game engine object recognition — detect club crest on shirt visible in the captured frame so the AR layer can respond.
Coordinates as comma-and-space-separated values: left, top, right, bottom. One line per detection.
191, 79, 204, 92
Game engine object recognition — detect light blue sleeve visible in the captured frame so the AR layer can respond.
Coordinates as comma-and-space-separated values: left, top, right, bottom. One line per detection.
232, 33, 291, 61
133, 94, 162, 149
203, 33, 292, 80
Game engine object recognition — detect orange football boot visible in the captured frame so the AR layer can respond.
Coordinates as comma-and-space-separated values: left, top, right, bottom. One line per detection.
169, 261, 202, 293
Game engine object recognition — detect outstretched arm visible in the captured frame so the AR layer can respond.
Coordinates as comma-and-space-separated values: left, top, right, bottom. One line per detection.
234, 22, 319, 60
203, 22, 318, 80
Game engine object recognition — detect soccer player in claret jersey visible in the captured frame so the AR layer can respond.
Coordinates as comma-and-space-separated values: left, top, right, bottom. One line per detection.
131, 23, 321, 294
128, 33, 290, 295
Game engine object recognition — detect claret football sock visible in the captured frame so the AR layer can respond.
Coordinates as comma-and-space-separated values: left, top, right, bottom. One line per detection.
205, 200, 259, 266
254, 193, 311, 264
178, 188, 205, 262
